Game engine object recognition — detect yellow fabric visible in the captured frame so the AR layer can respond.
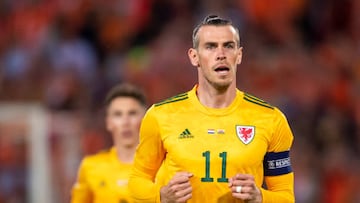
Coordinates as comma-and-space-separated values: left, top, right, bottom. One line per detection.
71, 147, 133, 203
129, 85, 294, 203
261, 173, 295, 203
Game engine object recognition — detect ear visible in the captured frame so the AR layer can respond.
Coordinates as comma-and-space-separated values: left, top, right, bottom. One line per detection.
188, 48, 199, 67
236, 47, 243, 65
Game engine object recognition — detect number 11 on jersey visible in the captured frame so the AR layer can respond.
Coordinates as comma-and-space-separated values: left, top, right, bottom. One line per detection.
201, 151, 228, 183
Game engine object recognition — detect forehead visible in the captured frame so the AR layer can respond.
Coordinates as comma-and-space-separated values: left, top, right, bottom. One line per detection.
197, 25, 238, 44
108, 97, 142, 110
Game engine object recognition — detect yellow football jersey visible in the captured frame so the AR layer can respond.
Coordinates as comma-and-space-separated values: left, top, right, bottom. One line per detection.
129, 85, 294, 203
71, 147, 133, 203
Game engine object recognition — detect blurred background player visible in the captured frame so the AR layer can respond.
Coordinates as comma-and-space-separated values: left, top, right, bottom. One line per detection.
71, 83, 147, 203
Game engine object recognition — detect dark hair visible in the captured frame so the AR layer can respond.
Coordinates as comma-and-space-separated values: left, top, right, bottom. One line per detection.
192, 15, 240, 48
104, 83, 147, 107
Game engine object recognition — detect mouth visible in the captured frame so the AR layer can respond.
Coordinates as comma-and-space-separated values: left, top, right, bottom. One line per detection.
121, 131, 133, 138
215, 65, 230, 74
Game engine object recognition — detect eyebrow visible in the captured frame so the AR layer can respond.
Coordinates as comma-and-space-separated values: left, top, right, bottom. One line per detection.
204, 41, 236, 46
223, 41, 236, 46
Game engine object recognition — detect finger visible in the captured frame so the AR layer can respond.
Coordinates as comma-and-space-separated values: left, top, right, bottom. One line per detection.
232, 185, 255, 200
232, 184, 261, 202
171, 172, 193, 183
231, 184, 252, 193
166, 173, 193, 197
232, 191, 253, 201
173, 172, 193, 178
168, 173, 193, 186
176, 192, 192, 203
174, 184, 192, 198
228, 177, 235, 187
229, 174, 253, 185
232, 174, 256, 187
234, 173, 254, 181
169, 180, 192, 192
169, 175, 193, 203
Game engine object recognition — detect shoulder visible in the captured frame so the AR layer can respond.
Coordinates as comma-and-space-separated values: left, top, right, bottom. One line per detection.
240, 92, 288, 118
81, 148, 112, 166
240, 92, 291, 126
241, 92, 275, 110
143, 91, 192, 123
154, 92, 190, 107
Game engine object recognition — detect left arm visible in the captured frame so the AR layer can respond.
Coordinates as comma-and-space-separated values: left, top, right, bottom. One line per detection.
261, 173, 294, 203
262, 108, 295, 203
229, 108, 295, 203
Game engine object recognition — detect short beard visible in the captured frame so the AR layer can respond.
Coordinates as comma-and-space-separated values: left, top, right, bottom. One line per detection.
209, 80, 231, 93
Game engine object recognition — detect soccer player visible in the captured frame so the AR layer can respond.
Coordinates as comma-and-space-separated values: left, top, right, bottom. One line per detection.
129, 15, 294, 203
71, 83, 147, 203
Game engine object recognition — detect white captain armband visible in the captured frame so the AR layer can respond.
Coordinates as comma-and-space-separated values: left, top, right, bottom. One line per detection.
263, 151, 292, 176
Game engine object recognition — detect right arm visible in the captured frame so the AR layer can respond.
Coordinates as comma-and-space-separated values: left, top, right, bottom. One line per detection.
129, 107, 166, 202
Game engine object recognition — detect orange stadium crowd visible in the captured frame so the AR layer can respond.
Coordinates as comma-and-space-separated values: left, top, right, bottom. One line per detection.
0, 0, 359, 202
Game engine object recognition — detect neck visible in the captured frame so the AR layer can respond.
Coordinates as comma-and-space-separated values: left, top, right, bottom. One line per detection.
114, 144, 136, 163
196, 83, 236, 108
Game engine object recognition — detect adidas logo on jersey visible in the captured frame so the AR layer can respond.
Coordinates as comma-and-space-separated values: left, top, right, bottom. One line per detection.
179, 129, 194, 139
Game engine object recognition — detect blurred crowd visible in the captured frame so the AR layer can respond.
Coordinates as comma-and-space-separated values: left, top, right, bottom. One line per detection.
0, 0, 359, 202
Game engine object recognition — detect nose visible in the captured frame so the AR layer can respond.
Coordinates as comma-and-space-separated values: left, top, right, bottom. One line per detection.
120, 115, 131, 126
216, 48, 226, 61
216, 55, 226, 60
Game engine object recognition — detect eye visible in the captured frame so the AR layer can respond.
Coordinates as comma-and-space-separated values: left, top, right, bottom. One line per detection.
205, 43, 216, 50
112, 111, 123, 117
225, 43, 235, 49
128, 110, 139, 116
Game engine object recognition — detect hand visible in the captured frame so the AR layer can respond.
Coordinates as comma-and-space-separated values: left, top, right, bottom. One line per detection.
160, 172, 193, 203
228, 174, 262, 203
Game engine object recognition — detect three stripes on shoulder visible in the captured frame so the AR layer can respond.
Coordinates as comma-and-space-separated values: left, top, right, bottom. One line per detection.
243, 93, 274, 109
155, 93, 188, 107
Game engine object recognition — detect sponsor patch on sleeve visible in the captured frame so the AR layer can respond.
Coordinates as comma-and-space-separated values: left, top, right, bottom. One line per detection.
263, 151, 292, 176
